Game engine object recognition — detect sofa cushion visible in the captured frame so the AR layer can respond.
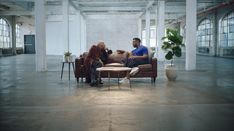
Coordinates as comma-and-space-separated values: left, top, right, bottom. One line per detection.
107, 52, 128, 63
147, 47, 155, 63
105, 63, 124, 67
138, 64, 152, 71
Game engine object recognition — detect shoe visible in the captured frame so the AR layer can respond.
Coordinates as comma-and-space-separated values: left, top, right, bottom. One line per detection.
130, 67, 139, 76
90, 82, 98, 87
119, 77, 130, 84
99, 80, 103, 84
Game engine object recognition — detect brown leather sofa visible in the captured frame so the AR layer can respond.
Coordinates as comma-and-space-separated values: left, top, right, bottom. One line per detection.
75, 51, 157, 83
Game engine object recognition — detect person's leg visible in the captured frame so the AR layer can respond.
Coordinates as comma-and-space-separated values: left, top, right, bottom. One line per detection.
125, 58, 135, 68
120, 58, 148, 83
90, 60, 103, 86
120, 58, 135, 83
90, 67, 97, 86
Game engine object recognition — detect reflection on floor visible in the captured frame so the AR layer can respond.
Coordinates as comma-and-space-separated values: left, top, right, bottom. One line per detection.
0, 54, 234, 131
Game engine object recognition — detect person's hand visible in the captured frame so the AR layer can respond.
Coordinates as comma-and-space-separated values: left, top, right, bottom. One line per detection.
127, 52, 132, 58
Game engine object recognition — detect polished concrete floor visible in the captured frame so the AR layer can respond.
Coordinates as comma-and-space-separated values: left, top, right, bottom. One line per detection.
0, 54, 234, 131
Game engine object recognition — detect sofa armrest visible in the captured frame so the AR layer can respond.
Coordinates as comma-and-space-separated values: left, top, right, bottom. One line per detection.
151, 58, 157, 77
75, 58, 84, 78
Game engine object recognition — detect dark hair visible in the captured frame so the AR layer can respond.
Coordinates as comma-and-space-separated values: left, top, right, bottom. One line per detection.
133, 37, 141, 43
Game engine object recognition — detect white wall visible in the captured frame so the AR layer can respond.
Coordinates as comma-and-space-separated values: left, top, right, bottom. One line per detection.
86, 14, 139, 52
46, 21, 65, 55
46, 13, 85, 56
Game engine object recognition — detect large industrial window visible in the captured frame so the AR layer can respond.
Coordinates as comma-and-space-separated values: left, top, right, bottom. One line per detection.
197, 19, 213, 47
0, 18, 11, 48
220, 11, 234, 47
16, 24, 22, 48
142, 26, 156, 47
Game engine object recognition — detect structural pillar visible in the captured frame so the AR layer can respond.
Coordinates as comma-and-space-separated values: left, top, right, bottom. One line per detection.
156, 0, 165, 61
138, 18, 142, 39
63, 0, 69, 52
213, 11, 218, 56
80, 14, 87, 52
77, 10, 82, 55
185, 0, 197, 70
11, 16, 16, 55
35, 0, 47, 71
145, 10, 150, 47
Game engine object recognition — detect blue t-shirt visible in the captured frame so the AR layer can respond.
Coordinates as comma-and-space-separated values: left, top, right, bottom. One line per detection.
131, 45, 148, 56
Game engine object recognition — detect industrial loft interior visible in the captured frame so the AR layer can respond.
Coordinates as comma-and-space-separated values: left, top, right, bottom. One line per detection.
0, 0, 234, 131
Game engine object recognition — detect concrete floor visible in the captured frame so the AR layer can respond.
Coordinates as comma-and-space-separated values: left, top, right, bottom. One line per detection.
0, 54, 234, 131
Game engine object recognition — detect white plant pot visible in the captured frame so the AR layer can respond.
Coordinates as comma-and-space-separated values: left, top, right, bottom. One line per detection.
165, 64, 177, 81
64, 56, 72, 62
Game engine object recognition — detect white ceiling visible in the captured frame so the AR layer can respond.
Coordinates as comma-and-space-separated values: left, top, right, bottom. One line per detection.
0, 0, 232, 21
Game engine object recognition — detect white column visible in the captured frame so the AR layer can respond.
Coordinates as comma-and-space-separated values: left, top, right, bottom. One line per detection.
12, 16, 16, 55
145, 10, 150, 47
138, 18, 142, 39
81, 15, 87, 52
185, 0, 197, 70
156, 0, 165, 61
77, 10, 82, 54
35, 0, 47, 71
63, 0, 69, 52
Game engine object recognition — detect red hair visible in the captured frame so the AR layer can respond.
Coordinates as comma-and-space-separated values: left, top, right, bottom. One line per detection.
84, 45, 101, 67
84, 45, 101, 83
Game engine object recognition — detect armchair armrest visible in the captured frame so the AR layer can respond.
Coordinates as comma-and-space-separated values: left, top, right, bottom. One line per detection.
151, 58, 157, 77
75, 58, 84, 78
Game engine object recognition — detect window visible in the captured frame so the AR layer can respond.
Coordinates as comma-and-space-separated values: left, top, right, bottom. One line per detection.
197, 19, 213, 47
141, 26, 156, 47
0, 18, 11, 48
220, 11, 234, 47
16, 24, 22, 48
150, 27, 156, 47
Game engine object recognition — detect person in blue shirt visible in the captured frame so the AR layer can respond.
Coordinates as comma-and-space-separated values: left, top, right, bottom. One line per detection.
124, 37, 149, 67
120, 38, 149, 83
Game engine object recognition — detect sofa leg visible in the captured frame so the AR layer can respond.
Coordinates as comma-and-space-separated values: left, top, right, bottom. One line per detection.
76, 78, 79, 83
151, 77, 155, 83
153, 77, 156, 83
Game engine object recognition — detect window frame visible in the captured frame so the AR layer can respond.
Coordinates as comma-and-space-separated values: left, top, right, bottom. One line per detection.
220, 11, 234, 47
197, 18, 213, 48
0, 18, 11, 48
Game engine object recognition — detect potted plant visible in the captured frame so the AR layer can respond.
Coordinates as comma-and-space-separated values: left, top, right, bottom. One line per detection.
161, 28, 184, 81
64, 51, 72, 62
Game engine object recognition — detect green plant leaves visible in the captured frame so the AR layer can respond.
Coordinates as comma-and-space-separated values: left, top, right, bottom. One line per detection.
173, 46, 182, 57
161, 28, 184, 61
161, 41, 171, 50
64, 51, 72, 56
165, 51, 173, 60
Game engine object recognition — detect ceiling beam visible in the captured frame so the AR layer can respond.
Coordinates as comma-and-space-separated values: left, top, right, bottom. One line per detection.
0, 4, 10, 10
165, 5, 185, 13
0, 0, 34, 2
0, 0, 62, 2
75, 1, 147, 5
0, 10, 33, 15
139, 1, 155, 17
69, 0, 81, 11
81, 7, 144, 12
